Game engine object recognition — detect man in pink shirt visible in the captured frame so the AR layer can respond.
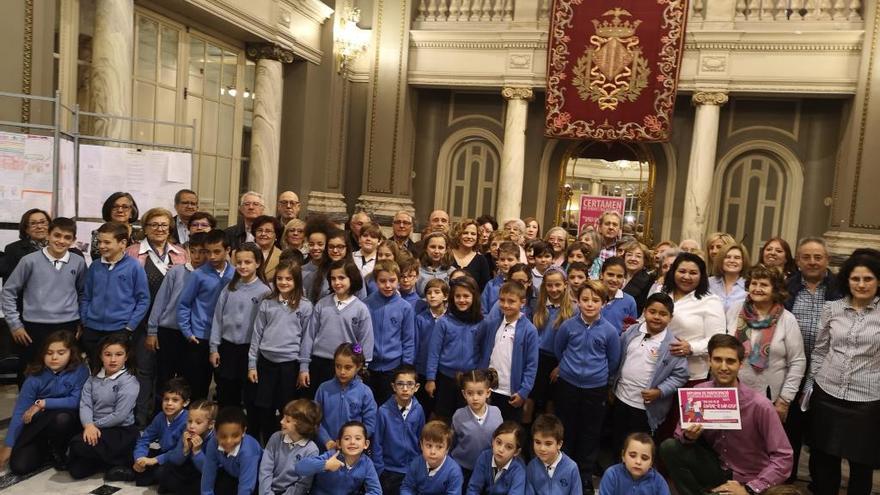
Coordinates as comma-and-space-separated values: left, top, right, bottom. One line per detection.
660, 334, 793, 495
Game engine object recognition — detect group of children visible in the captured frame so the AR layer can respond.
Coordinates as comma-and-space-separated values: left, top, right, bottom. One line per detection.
0, 216, 688, 494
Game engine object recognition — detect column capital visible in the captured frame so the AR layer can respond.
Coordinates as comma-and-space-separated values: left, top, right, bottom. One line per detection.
502, 87, 534, 101
692, 91, 729, 106
246, 43, 295, 63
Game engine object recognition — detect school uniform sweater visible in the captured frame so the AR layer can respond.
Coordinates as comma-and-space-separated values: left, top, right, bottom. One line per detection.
525, 453, 582, 495
415, 308, 444, 376
165, 429, 214, 472
201, 434, 262, 495
372, 397, 425, 475
294, 451, 382, 495
450, 405, 503, 470
600, 290, 638, 333
147, 263, 194, 334
597, 463, 670, 495
400, 289, 421, 308
400, 455, 464, 495
480, 275, 504, 315
364, 291, 416, 372
1, 249, 86, 330
209, 279, 271, 353
80, 254, 150, 331
553, 315, 621, 389
426, 314, 484, 380
5, 364, 89, 446
416, 265, 452, 297
177, 263, 235, 340
478, 314, 540, 399
314, 376, 378, 446
299, 294, 374, 372
534, 305, 562, 354
79, 369, 139, 428
466, 449, 527, 495
258, 432, 319, 495
248, 298, 313, 368
134, 409, 188, 463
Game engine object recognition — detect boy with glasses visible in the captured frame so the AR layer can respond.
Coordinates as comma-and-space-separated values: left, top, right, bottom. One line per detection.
372, 364, 425, 495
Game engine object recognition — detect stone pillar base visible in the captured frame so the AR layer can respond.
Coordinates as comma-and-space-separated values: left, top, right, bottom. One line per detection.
356, 194, 416, 237
306, 191, 349, 224
823, 230, 880, 266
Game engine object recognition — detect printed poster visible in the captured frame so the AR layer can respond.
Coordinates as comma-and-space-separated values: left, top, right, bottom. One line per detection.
678, 387, 742, 430
578, 194, 625, 232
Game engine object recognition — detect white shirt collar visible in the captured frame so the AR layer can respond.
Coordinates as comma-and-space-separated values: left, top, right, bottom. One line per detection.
42, 247, 70, 264
546, 452, 563, 474
96, 367, 126, 380
282, 435, 309, 447
101, 254, 124, 269
185, 262, 195, 271
491, 456, 514, 472
639, 324, 667, 342
613, 289, 624, 300
426, 456, 446, 477
218, 441, 241, 457
334, 294, 354, 310
470, 405, 488, 424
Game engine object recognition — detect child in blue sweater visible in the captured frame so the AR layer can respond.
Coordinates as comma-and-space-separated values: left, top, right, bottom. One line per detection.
414, 279, 447, 419
553, 281, 621, 493
529, 268, 573, 416
416, 232, 454, 297
294, 421, 382, 495
177, 229, 235, 400
425, 277, 484, 419
450, 369, 504, 481
400, 420, 463, 495
69, 334, 140, 480
365, 260, 416, 405
155, 399, 217, 495
259, 399, 321, 495
248, 260, 313, 444
0, 330, 88, 474
599, 257, 638, 333
526, 414, 582, 495
598, 433, 670, 495
398, 257, 422, 309
373, 364, 426, 495
467, 421, 527, 495
479, 282, 539, 422
80, 221, 150, 363
314, 342, 378, 450
201, 406, 262, 495
481, 242, 519, 314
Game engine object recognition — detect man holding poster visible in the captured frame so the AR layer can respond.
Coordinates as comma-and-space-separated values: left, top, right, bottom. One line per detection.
660, 335, 792, 495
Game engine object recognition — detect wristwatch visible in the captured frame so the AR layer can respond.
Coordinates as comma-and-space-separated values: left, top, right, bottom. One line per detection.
744, 484, 758, 495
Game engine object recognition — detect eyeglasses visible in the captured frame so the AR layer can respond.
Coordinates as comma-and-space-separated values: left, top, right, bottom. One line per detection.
146, 223, 170, 230
393, 381, 417, 389
112, 204, 132, 211
241, 202, 263, 208
279, 200, 300, 207
393, 220, 412, 226
255, 229, 275, 235
328, 244, 347, 251
28, 219, 49, 227
178, 201, 198, 207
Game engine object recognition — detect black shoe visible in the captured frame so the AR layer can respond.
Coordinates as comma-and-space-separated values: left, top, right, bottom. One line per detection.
104, 466, 136, 482
50, 449, 68, 471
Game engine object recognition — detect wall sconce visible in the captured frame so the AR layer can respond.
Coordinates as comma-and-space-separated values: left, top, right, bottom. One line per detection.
335, 7, 370, 74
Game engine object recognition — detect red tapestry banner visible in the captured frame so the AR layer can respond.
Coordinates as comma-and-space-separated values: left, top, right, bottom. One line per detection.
545, 0, 689, 142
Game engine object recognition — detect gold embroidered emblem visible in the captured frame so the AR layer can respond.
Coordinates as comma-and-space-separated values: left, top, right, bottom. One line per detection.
572, 8, 650, 110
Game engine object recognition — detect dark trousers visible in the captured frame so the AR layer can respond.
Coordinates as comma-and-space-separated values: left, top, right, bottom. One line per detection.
134, 447, 162, 486
133, 327, 156, 426
182, 338, 213, 400
611, 399, 651, 455
784, 388, 811, 482
8, 409, 80, 475
380, 470, 406, 495
555, 379, 607, 489
660, 438, 732, 495
432, 372, 464, 421
810, 448, 874, 495
68, 425, 139, 479
156, 459, 201, 495
302, 356, 335, 400
491, 391, 523, 423
531, 352, 558, 415
215, 467, 256, 495
216, 341, 253, 409
415, 374, 436, 419
156, 327, 187, 395
15, 320, 78, 387
368, 370, 395, 407
253, 355, 300, 445
81, 327, 130, 368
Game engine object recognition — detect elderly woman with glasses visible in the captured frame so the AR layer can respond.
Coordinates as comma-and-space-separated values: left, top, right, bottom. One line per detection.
88, 192, 142, 261
0, 209, 52, 282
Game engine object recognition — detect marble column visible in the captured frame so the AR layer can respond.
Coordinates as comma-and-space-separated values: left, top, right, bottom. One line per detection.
90, 0, 133, 139
590, 180, 602, 196
680, 91, 728, 244
496, 87, 533, 223
246, 43, 293, 216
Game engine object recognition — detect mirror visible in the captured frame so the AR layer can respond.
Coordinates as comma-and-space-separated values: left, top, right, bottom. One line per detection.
554, 141, 655, 245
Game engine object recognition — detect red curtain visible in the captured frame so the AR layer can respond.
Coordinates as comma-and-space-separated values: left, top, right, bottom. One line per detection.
545, 0, 689, 142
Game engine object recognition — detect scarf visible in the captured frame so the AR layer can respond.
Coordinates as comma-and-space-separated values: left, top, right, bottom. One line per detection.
734, 300, 783, 371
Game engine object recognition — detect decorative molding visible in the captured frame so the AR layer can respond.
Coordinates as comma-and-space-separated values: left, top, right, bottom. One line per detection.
501, 87, 534, 100
284, 0, 335, 24
246, 43, 295, 63
21, 0, 34, 124
684, 41, 862, 52
508, 53, 532, 69
306, 191, 349, 222
823, 230, 880, 265
700, 55, 727, 72
411, 39, 548, 49
355, 194, 416, 223
692, 91, 729, 106
278, 8, 291, 28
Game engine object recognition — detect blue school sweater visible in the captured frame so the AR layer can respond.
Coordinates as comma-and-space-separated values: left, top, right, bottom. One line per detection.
365, 291, 416, 372
487, 299, 534, 322
294, 451, 382, 495
79, 369, 139, 428
425, 314, 483, 380
416, 266, 452, 297
400, 289, 421, 308
5, 364, 89, 447
372, 397, 425, 475
525, 453, 582, 495
401, 455, 464, 495
466, 449, 527, 495
165, 429, 215, 472
600, 290, 638, 333
597, 463, 670, 495
314, 376, 377, 446
258, 432, 319, 495
415, 308, 444, 376
478, 314, 540, 399
133, 409, 188, 463
248, 298, 313, 368
480, 275, 504, 315
0, 249, 86, 330
80, 254, 150, 331
299, 294, 374, 372
553, 315, 621, 389
201, 433, 262, 495
209, 279, 271, 353
450, 405, 503, 471
177, 262, 235, 340
534, 305, 562, 354
147, 263, 194, 334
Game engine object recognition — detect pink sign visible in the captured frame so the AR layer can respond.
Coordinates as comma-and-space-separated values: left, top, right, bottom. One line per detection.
578, 195, 626, 232
678, 388, 742, 430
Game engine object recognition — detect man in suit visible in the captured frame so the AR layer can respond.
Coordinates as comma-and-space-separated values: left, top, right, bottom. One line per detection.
171, 189, 199, 245
276, 191, 301, 225
224, 191, 265, 251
